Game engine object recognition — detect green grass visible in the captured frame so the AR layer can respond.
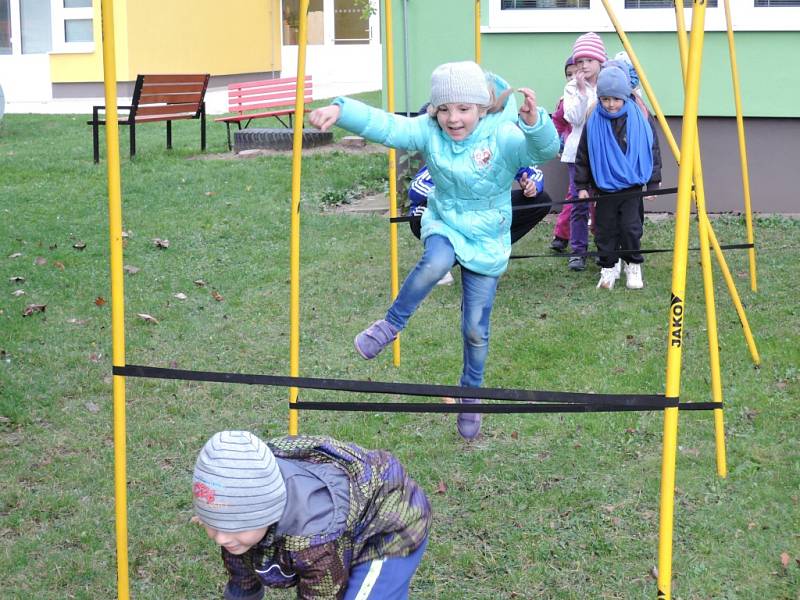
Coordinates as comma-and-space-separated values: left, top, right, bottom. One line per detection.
1, 96, 798, 599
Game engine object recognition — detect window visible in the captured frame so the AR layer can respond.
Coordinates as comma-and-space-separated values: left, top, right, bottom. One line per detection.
283, 0, 324, 45
754, 0, 800, 5
52, 0, 93, 51
21, 0, 51, 54
0, 0, 11, 54
624, 1, 717, 7
501, 1, 588, 8
333, 0, 370, 44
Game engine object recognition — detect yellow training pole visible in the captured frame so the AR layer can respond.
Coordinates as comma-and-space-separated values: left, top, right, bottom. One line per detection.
724, 0, 757, 292
658, 5, 706, 599
474, 0, 481, 64
289, 0, 310, 435
385, 0, 402, 367
99, 0, 130, 598
602, 0, 760, 366
674, 3, 727, 478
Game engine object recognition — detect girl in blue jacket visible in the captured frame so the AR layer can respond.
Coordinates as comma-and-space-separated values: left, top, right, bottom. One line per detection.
310, 61, 559, 440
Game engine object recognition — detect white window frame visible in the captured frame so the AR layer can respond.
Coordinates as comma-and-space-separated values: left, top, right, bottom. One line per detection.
50, 0, 93, 53
485, 0, 800, 33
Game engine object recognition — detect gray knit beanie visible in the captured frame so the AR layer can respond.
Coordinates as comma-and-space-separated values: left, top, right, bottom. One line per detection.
597, 65, 631, 101
429, 61, 491, 108
193, 431, 287, 533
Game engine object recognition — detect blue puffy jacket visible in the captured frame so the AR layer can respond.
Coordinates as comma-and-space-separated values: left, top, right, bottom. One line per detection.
334, 75, 559, 276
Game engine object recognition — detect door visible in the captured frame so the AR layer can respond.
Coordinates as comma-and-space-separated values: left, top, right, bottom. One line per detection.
281, 0, 382, 98
0, 0, 55, 104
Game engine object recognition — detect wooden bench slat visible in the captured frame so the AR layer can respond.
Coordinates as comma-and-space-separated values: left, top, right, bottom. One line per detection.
139, 74, 209, 84
135, 93, 206, 105
214, 108, 305, 124
229, 95, 313, 112
135, 103, 202, 118
140, 83, 207, 96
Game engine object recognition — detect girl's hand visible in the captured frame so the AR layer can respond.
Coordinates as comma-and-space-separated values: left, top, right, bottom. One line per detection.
518, 172, 538, 198
517, 88, 539, 127
309, 105, 341, 131
575, 70, 587, 93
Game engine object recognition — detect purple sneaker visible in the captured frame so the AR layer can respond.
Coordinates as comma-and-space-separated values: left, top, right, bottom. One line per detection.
457, 398, 482, 440
354, 319, 399, 360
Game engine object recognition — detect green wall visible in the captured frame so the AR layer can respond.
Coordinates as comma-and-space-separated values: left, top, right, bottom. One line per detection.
383, 0, 796, 118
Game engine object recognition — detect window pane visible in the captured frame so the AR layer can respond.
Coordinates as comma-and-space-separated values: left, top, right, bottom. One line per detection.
64, 0, 91, 7
282, 0, 324, 45
754, 0, 800, 5
65, 18, 92, 42
334, 0, 369, 45
0, 0, 11, 54
624, 1, 717, 6
501, 1, 590, 8
20, 0, 52, 54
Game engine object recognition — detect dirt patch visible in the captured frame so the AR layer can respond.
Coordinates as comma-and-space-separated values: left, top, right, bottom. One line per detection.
190, 140, 387, 161
326, 192, 392, 215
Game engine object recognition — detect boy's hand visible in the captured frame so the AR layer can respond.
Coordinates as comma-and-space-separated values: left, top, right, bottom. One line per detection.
309, 105, 341, 131
578, 189, 590, 200
517, 88, 539, 127
518, 172, 538, 198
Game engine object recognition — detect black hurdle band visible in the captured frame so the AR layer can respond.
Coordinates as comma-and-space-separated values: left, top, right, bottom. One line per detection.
114, 364, 672, 408
510, 242, 755, 261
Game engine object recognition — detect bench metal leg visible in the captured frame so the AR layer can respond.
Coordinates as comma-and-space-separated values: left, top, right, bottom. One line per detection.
92, 122, 100, 164
130, 122, 136, 159
166, 120, 172, 150
200, 102, 206, 151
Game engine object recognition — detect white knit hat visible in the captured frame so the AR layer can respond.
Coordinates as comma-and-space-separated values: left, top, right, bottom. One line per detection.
429, 61, 491, 108
193, 431, 287, 533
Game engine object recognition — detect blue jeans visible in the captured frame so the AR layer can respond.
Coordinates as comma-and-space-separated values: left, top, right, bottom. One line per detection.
343, 538, 428, 600
385, 235, 499, 388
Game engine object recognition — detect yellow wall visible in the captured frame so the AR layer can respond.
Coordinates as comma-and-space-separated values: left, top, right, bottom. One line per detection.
50, 0, 281, 84
125, 0, 280, 77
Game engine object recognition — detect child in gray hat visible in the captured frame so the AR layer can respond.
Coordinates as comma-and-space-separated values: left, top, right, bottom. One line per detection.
193, 430, 431, 599
309, 61, 559, 440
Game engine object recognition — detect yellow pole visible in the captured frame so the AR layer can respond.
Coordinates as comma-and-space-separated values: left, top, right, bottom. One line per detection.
474, 0, 481, 64
601, 0, 760, 366
288, 0, 310, 435
385, 0, 402, 367
658, 5, 706, 599
674, 3, 727, 479
723, 0, 757, 292
99, 1, 130, 598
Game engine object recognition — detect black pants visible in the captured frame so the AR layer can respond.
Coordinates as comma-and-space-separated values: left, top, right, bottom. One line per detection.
594, 186, 644, 268
409, 189, 551, 244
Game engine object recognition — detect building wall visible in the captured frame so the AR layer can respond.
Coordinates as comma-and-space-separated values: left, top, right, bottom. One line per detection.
49, 0, 282, 84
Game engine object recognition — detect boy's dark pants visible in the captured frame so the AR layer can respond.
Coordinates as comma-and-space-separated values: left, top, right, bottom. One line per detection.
594, 186, 644, 268
409, 189, 551, 244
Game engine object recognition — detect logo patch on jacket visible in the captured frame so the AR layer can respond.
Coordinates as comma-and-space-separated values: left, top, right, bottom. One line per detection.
472, 147, 492, 168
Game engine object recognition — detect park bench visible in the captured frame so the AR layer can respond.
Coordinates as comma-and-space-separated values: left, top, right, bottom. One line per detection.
88, 73, 210, 163
215, 76, 313, 150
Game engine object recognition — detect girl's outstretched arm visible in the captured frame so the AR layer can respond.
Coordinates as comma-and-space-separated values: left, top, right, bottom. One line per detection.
309, 105, 341, 131
517, 87, 539, 127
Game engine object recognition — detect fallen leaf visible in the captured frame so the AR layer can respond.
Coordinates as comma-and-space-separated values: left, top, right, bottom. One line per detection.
153, 238, 170, 249
22, 304, 47, 316
436, 480, 447, 494
441, 396, 456, 405
85, 401, 100, 413
9, 252, 22, 259
121, 231, 130, 239
539, 313, 547, 319
511, 431, 519, 440
649, 566, 658, 580
780, 552, 790, 568
9, 276, 25, 283
193, 279, 207, 287
89, 352, 102, 362
211, 290, 224, 302
12, 290, 25, 297
34, 256, 47, 266
169, 360, 179, 368
204, 191, 216, 197
67, 318, 89, 325
53, 261, 65, 270
123, 265, 140, 274
137, 313, 159, 324
95, 297, 107, 306
73, 241, 86, 250
173, 292, 188, 300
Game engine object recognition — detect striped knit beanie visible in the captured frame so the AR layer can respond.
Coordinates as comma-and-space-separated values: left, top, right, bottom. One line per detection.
572, 32, 607, 63
193, 431, 287, 533
429, 61, 491, 108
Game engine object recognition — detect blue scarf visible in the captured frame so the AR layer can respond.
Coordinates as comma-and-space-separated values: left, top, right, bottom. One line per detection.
587, 99, 653, 192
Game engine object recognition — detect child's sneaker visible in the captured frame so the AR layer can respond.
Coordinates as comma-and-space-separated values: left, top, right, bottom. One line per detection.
568, 255, 586, 271
625, 263, 644, 289
456, 398, 482, 440
354, 319, 399, 359
549, 236, 568, 252
612, 258, 623, 280
436, 271, 454, 286
597, 267, 617, 289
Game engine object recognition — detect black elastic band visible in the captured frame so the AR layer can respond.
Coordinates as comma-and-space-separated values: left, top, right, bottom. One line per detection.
510, 242, 755, 261
114, 364, 672, 408
290, 400, 719, 414
390, 186, 679, 224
